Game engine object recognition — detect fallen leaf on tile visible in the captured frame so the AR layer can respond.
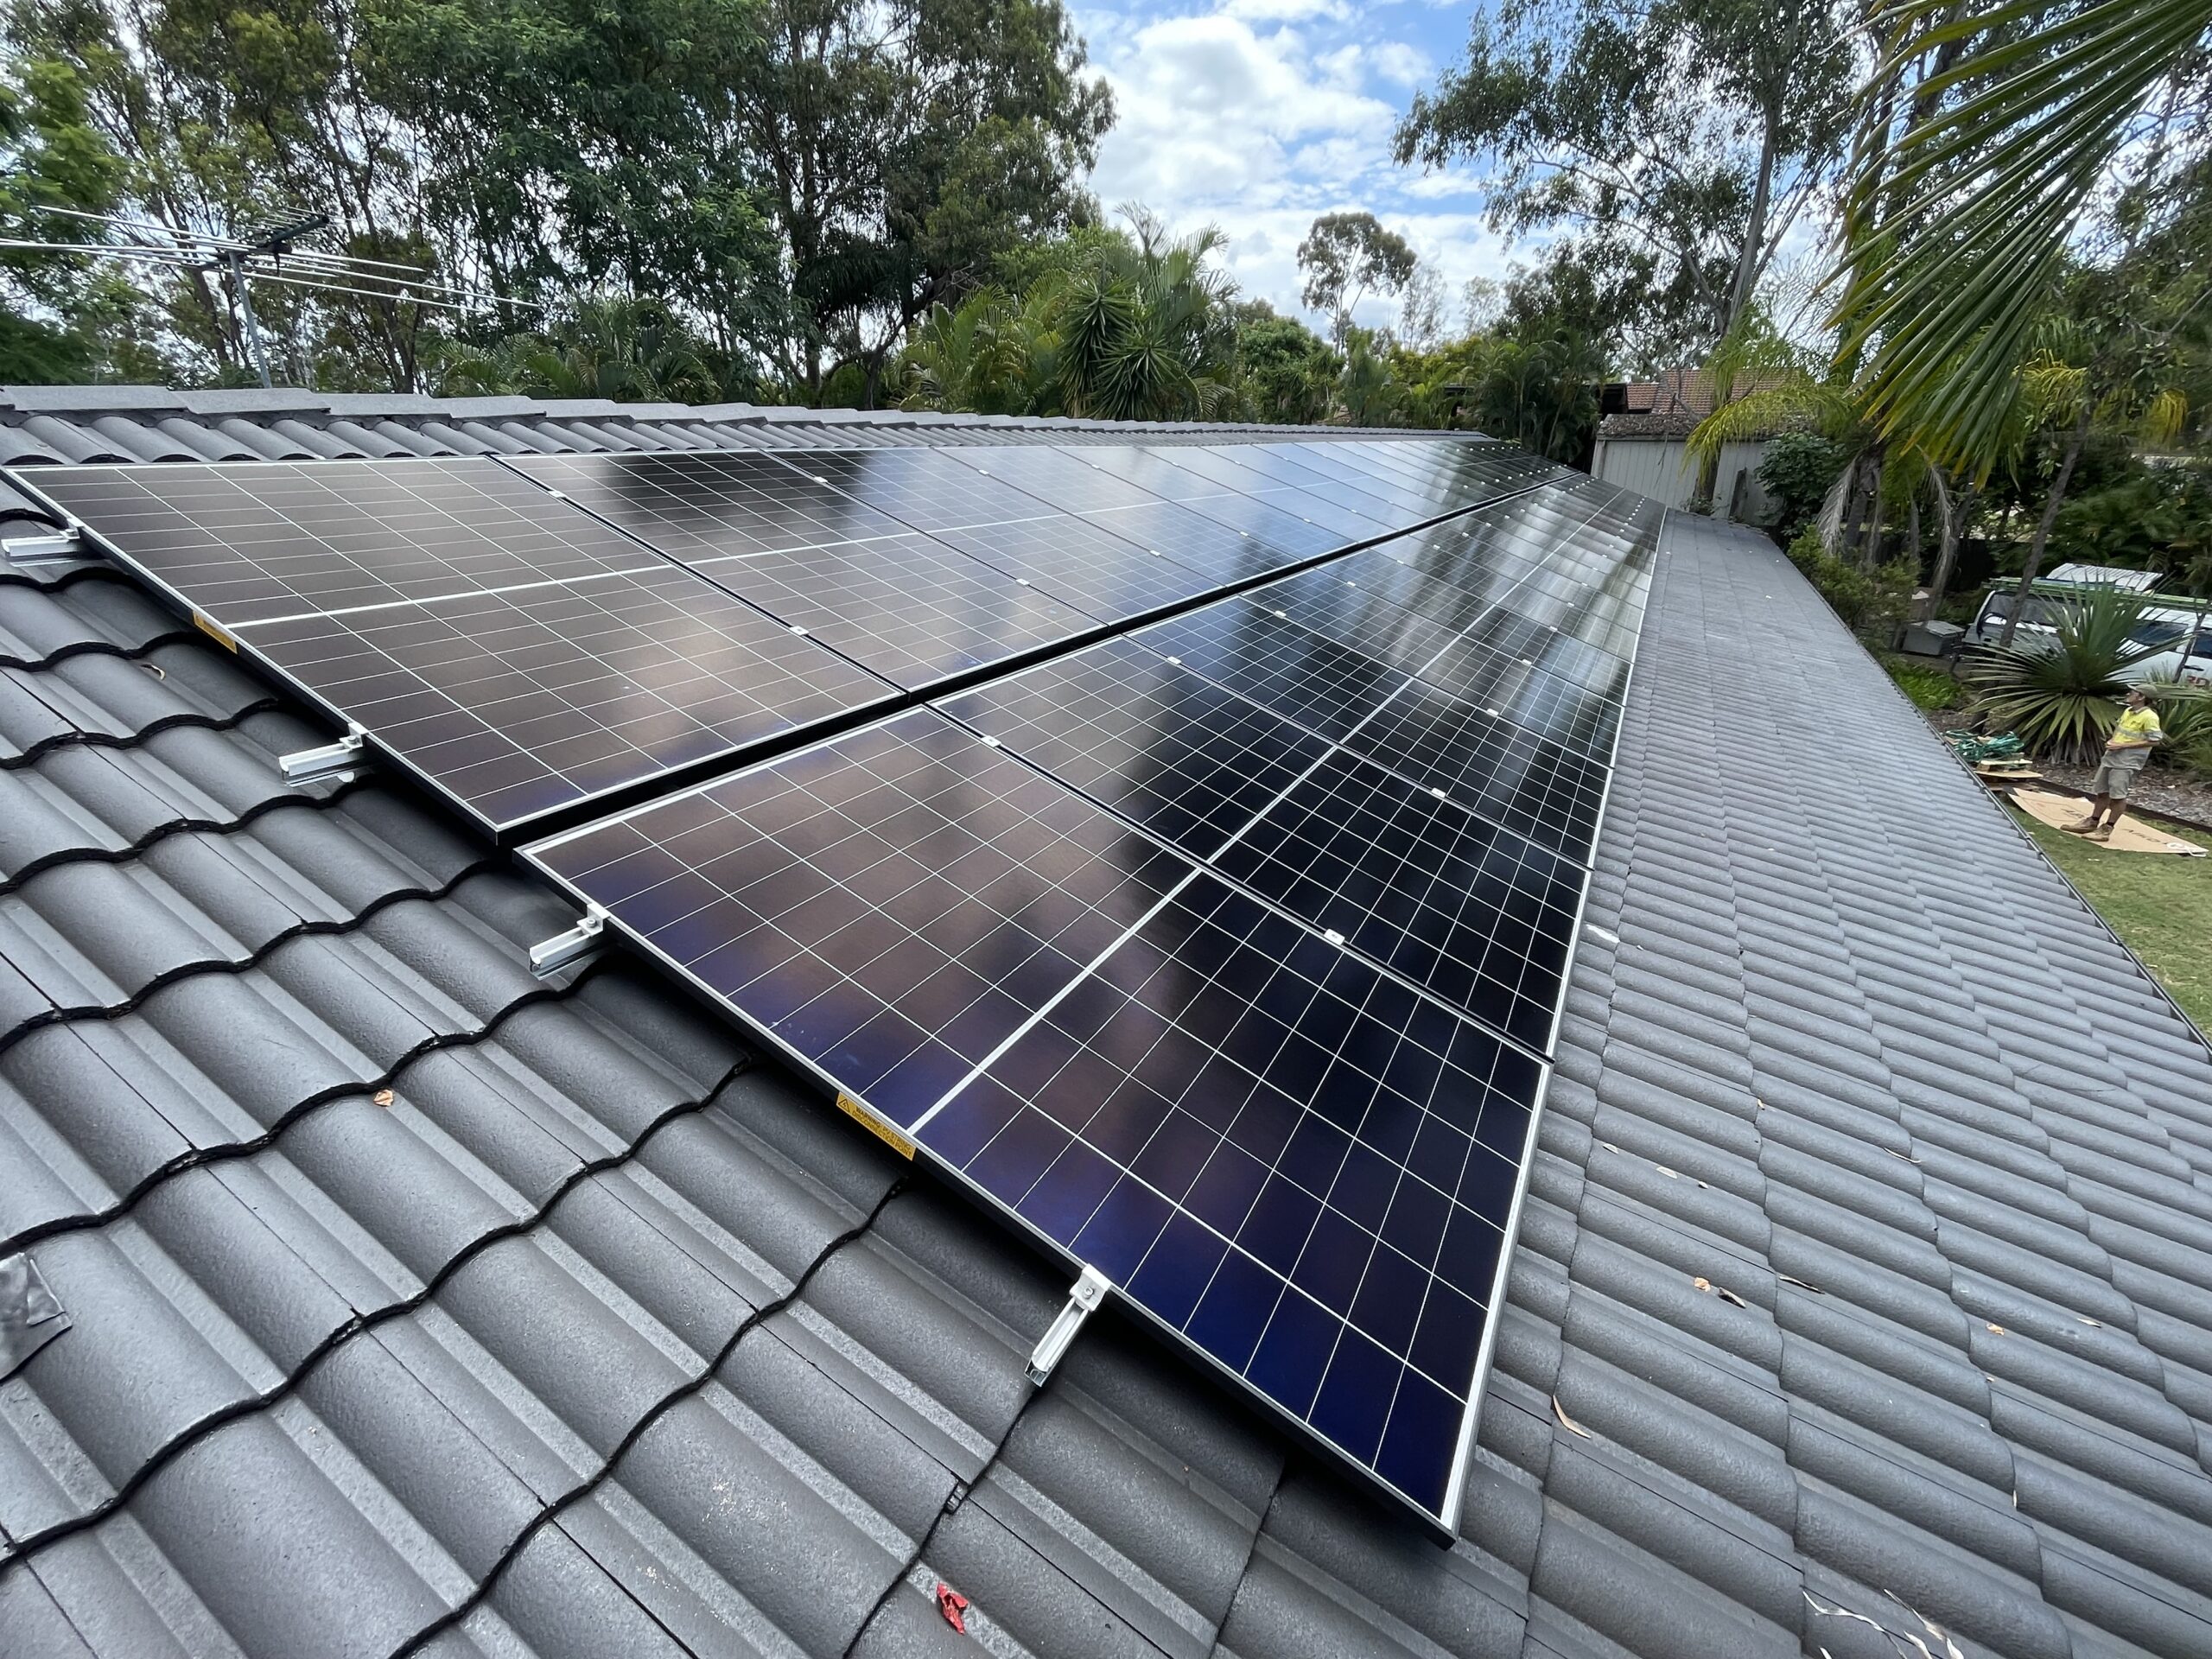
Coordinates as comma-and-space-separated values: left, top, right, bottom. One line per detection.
1552, 1395, 1592, 1438
373, 1089, 395, 1108
1777, 1274, 1824, 1294
1986, 1323, 2006, 1336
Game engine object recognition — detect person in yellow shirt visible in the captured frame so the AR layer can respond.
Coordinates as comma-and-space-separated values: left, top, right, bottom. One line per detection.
2067, 685, 2163, 841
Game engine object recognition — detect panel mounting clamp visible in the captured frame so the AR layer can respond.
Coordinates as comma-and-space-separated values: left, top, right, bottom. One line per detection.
1027, 1264, 1112, 1386
2, 524, 82, 565
278, 721, 369, 784
529, 902, 610, 978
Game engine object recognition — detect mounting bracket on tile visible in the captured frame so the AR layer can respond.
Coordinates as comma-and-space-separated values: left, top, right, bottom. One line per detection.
1026, 1264, 1112, 1386
278, 722, 370, 785
2, 526, 81, 565
529, 903, 611, 978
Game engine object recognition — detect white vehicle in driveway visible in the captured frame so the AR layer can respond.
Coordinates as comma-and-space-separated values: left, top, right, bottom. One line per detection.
1967, 567, 2212, 685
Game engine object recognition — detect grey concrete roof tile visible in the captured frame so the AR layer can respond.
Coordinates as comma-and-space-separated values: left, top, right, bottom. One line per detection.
1526, 1503, 1798, 1659
1794, 1469, 2071, 1659
2036, 1538, 2212, 1659
1788, 1413, 2039, 1581
0, 577, 180, 667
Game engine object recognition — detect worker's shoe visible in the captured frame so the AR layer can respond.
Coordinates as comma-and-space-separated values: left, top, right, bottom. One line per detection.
2063, 818, 2101, 834
2087, 824, 2115, 841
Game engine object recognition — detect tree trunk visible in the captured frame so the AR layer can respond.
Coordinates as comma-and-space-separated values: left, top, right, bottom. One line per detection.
1998, 406, 2093, 647
1927, 480, 1969, 619
1861, 451, 1887, 569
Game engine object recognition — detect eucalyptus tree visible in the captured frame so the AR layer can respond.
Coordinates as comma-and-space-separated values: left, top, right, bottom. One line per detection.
1297, 212, 1416, 347
1397, 0, 1861, 359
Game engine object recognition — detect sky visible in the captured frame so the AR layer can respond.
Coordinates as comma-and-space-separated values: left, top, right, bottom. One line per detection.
1068, 0, 1513, 338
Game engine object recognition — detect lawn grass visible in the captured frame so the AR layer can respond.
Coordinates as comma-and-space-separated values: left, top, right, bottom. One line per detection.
2012, 806, 2212, 1035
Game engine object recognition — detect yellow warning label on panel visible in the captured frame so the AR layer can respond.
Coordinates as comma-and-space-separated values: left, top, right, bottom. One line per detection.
192, 610, 239, 652
836, 1091, 916, 1159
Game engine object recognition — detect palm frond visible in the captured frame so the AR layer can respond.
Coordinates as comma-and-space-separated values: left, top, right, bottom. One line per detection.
1685, 380, 1854, 465
1832, 0, 2212, 472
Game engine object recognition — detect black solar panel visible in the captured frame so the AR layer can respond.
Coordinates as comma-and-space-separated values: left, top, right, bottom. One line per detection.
940, 638, 1330, 857
499, 452, 1096, 687
25, 457, 899, 830
1134, 601, 1409, 742
524, 708, 1546, 1525
29, 458, 661, 624
1162, 447, 1395, 541
1076, 448, 1346, 559
242, 563, 893, 828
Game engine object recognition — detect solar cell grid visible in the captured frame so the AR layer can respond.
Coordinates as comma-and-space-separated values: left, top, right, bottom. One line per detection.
938, 637, 1331, 856
1134, 601, 1411, 742
28, 458, 662, 625
1213, 751, 1584, 1049
247, 562, 893, 828
505, 450, 915, 562
530, 709, 1192, 1124
1338, 674, 1614, 862
918, 873, 1539, 1519
1149, 446, 1389, 541
1183, 446, 1400, 538
1246, 568, 1465, 679
1073, 448, 1344, 558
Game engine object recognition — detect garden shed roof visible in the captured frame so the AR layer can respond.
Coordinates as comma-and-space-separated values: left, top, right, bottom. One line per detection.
3, 387, 2211, 1659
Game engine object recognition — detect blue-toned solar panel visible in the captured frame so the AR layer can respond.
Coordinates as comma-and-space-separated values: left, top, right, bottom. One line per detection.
523, 707, 1547, 1527
940, 636, 1331, 856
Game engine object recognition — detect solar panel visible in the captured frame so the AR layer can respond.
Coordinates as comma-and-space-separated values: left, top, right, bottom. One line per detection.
945, 448, 1295, 588
523, 706, 1548, 1526
1076, 448, 1347, 559
789, 448, 1222, 624
499, 452, 1096, 687
942, 646, 1586, 1048
1134, 601, 1409, 743
26, 457, 663, 624
1159, 447, 1395, 541
939, 637, 1332, 856
22, 458, 898, 830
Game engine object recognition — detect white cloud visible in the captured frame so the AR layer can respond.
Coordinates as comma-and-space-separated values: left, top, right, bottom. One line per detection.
1074, 1, 1515, 331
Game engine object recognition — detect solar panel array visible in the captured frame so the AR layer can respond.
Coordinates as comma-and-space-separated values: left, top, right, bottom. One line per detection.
523, 457, 1661, 1528
17, 432, 1657, 1530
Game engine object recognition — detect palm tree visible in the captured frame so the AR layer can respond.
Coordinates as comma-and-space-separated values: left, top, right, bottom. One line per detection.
1046, 208, 1242, 422
1833, 0, 2211, 470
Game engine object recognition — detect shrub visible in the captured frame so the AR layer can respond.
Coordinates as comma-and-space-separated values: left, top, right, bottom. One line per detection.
1787, 527, 1917, 639
1880, 653, 1960, 712
1759, 433, 1849, 539
2144, 675, 2212, 776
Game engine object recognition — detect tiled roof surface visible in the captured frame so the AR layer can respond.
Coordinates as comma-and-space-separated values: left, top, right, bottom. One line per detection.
0, 399, 2209, 1659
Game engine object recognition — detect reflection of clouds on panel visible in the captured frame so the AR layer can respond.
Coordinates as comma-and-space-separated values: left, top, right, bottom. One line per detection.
1072, 1, 1525, 331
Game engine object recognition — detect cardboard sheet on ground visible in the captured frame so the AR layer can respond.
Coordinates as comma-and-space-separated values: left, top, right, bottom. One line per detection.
2011, 787, 2208, 856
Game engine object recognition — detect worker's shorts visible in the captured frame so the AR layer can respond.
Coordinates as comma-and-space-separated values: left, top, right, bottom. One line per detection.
2092, 753, 2149, 798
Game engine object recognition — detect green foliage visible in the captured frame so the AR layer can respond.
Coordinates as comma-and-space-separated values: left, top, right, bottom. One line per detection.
1833, 0, 2212, 473
1879, 652, 1960, 712
1786, 525, 1917, 637
1234, 302, 1338, 425
1465, 335, 1601, 461
2048, 464, 2212, 594
1960, 588, 2176, 760
1758, 431, 1850, 537
3, 0, 1110, 396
